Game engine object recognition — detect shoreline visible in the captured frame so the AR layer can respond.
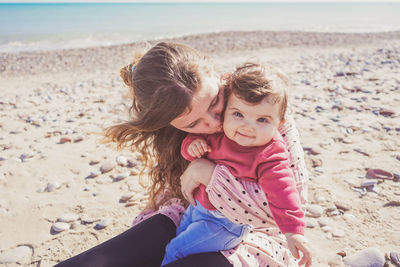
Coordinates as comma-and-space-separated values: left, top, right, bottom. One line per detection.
2, 30, 400, 77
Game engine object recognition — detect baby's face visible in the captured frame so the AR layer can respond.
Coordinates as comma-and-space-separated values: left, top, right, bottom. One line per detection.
223, 93, 281, 147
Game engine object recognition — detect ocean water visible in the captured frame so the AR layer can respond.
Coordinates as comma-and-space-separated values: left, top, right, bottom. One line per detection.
1, 2, 400, 53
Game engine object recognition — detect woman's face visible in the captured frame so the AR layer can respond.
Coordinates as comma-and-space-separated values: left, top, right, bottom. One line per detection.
171, 75, 224, 134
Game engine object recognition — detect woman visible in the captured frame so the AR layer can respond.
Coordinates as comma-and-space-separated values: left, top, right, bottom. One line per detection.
55, 42, 310, 267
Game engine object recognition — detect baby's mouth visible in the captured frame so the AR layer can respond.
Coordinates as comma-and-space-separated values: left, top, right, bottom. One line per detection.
236, 132, 255, 139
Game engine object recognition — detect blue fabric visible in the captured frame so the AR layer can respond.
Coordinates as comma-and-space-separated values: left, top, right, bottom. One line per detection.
162, 201, 251, 266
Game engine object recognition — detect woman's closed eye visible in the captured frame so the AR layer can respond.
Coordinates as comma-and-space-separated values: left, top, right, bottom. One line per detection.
209, 94, 219, 110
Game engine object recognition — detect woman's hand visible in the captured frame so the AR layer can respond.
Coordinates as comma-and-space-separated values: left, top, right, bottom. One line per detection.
180, 158, 216, 206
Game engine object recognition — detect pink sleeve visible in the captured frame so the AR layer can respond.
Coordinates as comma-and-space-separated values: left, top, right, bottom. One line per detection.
181, 134, 206, 161
257, 140, 305, 235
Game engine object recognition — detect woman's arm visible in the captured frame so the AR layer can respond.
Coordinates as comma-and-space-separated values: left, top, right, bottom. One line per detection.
180, 158, 216, 206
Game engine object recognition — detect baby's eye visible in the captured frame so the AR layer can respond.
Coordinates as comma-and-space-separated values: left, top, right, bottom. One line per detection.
257, 118, 268, 123
233, 112, 243, 118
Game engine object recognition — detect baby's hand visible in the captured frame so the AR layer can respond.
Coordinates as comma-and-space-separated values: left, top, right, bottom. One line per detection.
285, 233, 312, 267
188, 139, 211, 158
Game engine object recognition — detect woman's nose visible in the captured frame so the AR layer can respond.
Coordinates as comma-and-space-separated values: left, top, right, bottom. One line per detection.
205, 112, 221, 129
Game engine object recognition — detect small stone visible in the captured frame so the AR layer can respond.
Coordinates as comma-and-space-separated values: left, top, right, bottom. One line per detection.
366, 168, 393, 180
52, 222, 70, 232
88, 170, 101, 178
95, 218, 111, 229
303, 147, 321, 155
59, 137, 72, 144
314, 167, 324, 173
19, 153, 34, 162
100, 162, 115, 174
113, 172, 130, 181
378, 109, 395, 117
354, 148, 370, 157
328, 255, 344, 267
341, 138, 353, 144
70, 221, 80, 229
0, 246, 31, 264
326, 205, 337, 212
343, 213, 356, 221
58, 213, 79, 223
127, 159, 137, 168
328, 210, 342, 217
344, 247, 385, 267
120, 193, 134, 202
332, 229, 345, 238
89, 159, 100, 165
316, 196, 326, 203
360, 180, 378, 188
321, 226, 332, 233
352, 187, 367, 195
81, 216, 96, 224
306, 204, 324, 218
318, 218, 331, 227
312, 158, 323, 168
334, 201, 351, 211
45, 182, 61, 192
306, 219, 318, 228
74, 136, 84, 143
116, 156, 128, 166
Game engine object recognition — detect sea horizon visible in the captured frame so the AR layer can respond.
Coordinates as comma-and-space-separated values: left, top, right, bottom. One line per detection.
1, 2, 400, 53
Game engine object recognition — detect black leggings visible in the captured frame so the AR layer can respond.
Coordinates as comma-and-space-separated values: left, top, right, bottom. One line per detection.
54, 214, 232, 267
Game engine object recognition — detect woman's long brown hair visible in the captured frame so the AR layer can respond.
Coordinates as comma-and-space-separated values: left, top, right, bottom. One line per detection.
104, 42, 212, 210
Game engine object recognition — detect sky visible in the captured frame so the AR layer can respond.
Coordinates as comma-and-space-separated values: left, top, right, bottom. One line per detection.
1, 0, 399, 2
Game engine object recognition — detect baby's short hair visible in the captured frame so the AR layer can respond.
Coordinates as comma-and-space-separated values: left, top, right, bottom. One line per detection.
224, 62, 288, 121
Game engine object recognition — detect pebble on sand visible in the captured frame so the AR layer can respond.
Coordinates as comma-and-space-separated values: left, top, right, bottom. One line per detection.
88, 170, 101, 178
58, 213, 79, 223
52, 222, 70, 232
334, 201, 351, 212
100, 162, 115, 174
306, 204, 324, 218
95, 218, 111, 229
120, 193, 134, 202
366, 168, 393, 180
116, 155, 128, 166
45, 182, 61, 192
0, 246, 31, 264
59, 137, 72, 144
343, 247, 385, 267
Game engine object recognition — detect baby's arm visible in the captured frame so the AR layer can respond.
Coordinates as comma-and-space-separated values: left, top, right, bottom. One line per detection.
285, 233, 312, 267
257, 140, 305, 235
181, 134, 210, 161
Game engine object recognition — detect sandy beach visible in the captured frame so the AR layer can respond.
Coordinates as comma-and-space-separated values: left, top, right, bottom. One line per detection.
0, 31, 399, 266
